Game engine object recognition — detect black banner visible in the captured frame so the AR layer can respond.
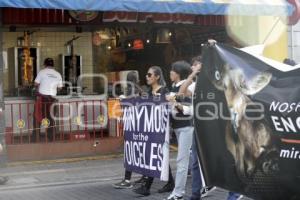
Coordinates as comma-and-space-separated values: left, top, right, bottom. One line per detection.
194, 43, 300, 200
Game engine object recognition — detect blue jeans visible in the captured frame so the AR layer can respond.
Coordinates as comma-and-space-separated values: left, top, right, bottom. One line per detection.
189, 137, 203, 200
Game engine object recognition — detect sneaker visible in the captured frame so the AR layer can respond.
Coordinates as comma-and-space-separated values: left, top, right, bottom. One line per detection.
0, 176, 8, 185
134, 176, 147, 184
113, 179, 133, 189
133, 185, 150, 196
158, 182, 175, 193
201, 186, 216, 197
227, 192, 243, 200
165, 195, 183, 200
237, 195, 243, 200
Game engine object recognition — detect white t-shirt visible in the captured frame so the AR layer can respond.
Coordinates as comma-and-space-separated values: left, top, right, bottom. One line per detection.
170, 80, 194, 116
181, 82, 196, 116
35, 68, 63, 96
188, 82, 196, 93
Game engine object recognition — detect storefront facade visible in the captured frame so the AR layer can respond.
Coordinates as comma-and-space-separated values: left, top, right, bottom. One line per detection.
0, 9, 229, 161
0, 0, 295, 161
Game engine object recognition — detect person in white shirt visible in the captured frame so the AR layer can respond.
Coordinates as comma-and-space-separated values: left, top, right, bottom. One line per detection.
164, 61, 194, 200
33, 58, 62, 142
35, 58, 63, 96
177, 56, 206, 200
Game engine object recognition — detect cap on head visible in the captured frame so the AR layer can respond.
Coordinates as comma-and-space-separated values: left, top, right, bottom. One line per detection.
44, 58, 54, 67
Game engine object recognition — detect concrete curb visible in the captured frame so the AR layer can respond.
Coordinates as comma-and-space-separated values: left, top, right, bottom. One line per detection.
6, 144, 178, 167
0, 176, 125, 192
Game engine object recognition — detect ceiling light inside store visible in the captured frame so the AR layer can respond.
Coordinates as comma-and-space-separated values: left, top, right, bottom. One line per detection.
96, 31, 112, 40
168, 32, 172, 37
107, 45, 112, 50
146, 39, 150, 43
128, 43, 131, 47
156, 28, 171, 43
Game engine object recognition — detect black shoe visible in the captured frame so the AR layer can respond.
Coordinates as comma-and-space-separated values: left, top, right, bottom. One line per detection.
158, 182, 174, 193
133, 185, 150, 196
134, 176, 147, 184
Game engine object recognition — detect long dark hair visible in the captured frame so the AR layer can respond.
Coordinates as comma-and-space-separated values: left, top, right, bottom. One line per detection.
149, 66, 166, 87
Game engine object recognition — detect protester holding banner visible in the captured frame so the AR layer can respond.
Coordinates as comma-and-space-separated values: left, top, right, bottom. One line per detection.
177, 56, 206, 200
113, 71, 148, 189
163, 61, 194, 200
133, 66, 175, 196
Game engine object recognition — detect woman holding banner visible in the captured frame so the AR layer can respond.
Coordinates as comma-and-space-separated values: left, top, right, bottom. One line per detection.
133, 66, 175, 196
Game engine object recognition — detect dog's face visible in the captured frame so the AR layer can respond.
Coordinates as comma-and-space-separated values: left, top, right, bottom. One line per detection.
209, 64, 272, 96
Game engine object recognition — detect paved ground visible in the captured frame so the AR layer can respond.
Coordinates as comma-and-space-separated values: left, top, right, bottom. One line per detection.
0, 153, 253, 200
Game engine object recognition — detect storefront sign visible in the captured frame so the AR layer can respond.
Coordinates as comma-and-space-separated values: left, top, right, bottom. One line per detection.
68, 11, 99, 22
195, 43, 300, 200
2, 8, 225, 26
103, 12, 195, 24
121, 97, 170, 181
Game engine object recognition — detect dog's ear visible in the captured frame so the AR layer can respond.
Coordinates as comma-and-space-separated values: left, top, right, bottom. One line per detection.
235, 72, 272, 95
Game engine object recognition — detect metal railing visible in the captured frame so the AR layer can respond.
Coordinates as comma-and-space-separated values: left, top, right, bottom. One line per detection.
4, 99, 123, 144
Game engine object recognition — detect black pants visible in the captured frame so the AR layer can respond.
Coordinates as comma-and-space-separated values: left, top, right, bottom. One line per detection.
33, 94, 56, 142
125, 170, 132, 180
144, 165, 174, 189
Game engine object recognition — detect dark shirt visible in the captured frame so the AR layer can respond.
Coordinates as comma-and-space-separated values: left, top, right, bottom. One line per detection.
147, 86, 169, 98
170, 84, 192, 129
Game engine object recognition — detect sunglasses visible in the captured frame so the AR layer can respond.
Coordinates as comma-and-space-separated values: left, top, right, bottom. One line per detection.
146, 73, 154, 77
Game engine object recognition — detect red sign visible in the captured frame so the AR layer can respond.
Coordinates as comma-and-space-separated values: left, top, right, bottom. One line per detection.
133, 39, 144, 50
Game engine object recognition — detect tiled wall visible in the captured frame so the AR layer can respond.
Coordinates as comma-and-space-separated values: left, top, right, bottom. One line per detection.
3, 31, 94, 95
288, 24, 300, 63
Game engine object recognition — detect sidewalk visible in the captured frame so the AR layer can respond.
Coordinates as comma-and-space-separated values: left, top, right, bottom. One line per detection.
0, 152, 253, 200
